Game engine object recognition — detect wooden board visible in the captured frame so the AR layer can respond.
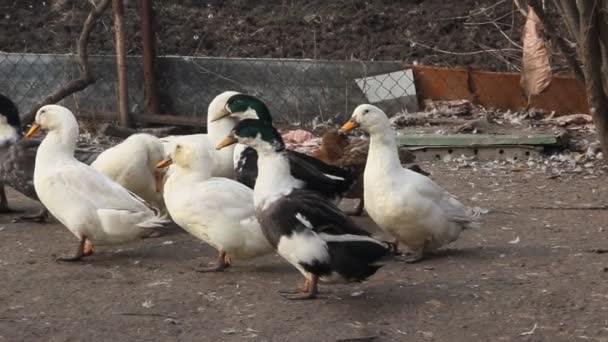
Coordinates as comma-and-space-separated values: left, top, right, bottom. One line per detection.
396, 133, 566, 147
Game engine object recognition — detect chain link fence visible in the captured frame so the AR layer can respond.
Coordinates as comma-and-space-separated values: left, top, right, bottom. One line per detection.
1, 52, 421, 125
0, 1, 585, 128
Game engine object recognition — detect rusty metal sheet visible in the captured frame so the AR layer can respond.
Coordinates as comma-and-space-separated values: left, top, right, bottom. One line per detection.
407, 65, 588, 115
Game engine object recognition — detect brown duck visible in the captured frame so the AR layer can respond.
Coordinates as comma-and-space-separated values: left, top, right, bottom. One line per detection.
310, 129, 429, 216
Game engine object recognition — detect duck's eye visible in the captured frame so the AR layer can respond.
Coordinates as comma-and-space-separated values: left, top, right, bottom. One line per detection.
363, 109, 369, 114
175, 144, 181, 150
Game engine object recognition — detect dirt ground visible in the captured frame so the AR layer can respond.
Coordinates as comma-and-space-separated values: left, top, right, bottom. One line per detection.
1, 160, 607, 342
1, 0, 568, 72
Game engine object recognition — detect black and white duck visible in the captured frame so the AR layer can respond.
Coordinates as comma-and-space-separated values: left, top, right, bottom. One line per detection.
216, 119, 391, 300
211, 93, 355, 202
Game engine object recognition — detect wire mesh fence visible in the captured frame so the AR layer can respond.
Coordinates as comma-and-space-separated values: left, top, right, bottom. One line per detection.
0, 1, 585, 128
0, 52, 422, 125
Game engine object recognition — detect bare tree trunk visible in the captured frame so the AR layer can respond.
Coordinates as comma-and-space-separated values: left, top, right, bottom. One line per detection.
21, 0, 111, 127
599, 0, 608, 96
113, 0, 131, 127
579, 0, 608, 152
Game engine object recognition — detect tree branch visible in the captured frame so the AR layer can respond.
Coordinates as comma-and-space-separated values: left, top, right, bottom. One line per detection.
21, 0, 111, 127
554, 0, 581, 42
528, 0, 586, 82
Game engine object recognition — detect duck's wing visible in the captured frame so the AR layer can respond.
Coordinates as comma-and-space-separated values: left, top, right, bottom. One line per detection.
234, 145, 258, 189
188, 178, 255, 221
52, 162, 156, 214
277, 189, 371, 237
340, 138, 368, 172
408, 169, 477, 225
287, 150, 355, 197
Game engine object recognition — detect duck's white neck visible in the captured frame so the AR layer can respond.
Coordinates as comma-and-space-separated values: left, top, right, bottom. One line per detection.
207, 117, 238, 177
253, 151, 298, 210
366, 127, 403, 175
36, 124, 79, 169
207, 116, 237, 145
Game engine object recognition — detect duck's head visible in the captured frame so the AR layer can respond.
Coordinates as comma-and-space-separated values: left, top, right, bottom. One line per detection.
321, 129, 349, 150
340, 104, 390, 135
0, 94, 21, 131
26, 105, 78, 137
211, 93, 272, 124
215, 119, 284, 154
207, 91, 240, 123
156, 138, 213, 174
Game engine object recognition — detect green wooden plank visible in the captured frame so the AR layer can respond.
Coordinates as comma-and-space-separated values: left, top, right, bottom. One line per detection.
396, 133, 565, 147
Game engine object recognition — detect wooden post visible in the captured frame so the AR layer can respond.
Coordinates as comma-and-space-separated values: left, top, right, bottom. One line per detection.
141, 0, 160, 114
113, 0, 131, 127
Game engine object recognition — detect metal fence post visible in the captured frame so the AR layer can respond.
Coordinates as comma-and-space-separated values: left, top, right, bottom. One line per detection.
141, 0, 160, 115
113, 0, 131, 127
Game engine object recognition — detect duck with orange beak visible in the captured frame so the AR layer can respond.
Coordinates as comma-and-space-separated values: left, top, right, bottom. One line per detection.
27, 105, 168, 261
340, 104, 481, 263
157, 136, 272, 272
216, 119, 392, 300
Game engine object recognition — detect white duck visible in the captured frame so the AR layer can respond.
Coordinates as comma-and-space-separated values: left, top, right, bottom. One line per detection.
26, 105, 168, 261
91, 133, 165, 211
341, 105, 480, 262
159, 137, 272, 271
160, 91, 241, 179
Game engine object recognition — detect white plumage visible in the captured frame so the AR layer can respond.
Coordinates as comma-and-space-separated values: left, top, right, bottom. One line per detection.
160, 91, 241, 179
29, 105, 167, 260
344, 104, 480, 262
91, 133, 165, 211
161, 138, 272, 271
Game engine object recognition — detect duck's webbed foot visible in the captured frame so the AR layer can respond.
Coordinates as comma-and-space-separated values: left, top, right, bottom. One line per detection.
280, 276, 319, 300
195, 251, 232, 272
14, 208, 49, 223
56, 237, 93, 262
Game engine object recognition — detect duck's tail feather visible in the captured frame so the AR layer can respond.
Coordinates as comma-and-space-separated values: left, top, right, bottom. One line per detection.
136, 212, 171, 229
463, 206, 488, 229
321, 234, 391, 282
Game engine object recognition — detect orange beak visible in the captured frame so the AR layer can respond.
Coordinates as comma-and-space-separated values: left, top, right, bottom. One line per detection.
155, 158, 172, 169
215, 134, 238, 150
25, 123, 41, 138
340, 119, 359, 132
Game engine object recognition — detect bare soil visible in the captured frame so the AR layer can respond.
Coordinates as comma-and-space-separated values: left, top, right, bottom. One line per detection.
1, 161, 607, 342
0, 0, 566, 72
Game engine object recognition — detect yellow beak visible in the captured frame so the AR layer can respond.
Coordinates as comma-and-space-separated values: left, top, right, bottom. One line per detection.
215, 134, 238, 150
209, 109, 231, 123
156, 158, 172, 169
340, 119, 359, 132
25, 123, 41, 138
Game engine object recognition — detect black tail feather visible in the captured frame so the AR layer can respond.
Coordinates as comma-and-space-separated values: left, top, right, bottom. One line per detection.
327, 240, 391, 282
